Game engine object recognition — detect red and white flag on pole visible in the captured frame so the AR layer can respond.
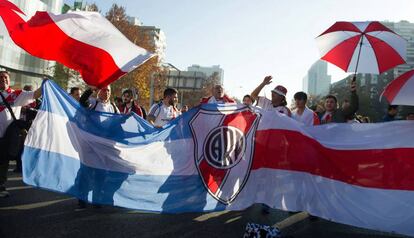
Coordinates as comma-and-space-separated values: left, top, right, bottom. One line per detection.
0, 0, 154, 87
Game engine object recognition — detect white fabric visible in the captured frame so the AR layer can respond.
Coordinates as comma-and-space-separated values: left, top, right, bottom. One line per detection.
49, 11, 152, 72
256, 96, 290, 116
353, 22, 370, 32
207, 96, 226, 104
316, 31, 360, 56
230, 168, 414, 237
25, 110, 195, 176
88, 98, 118, 113
292, 107, 317, 126
388, 74, 414, 106
0, 90, 34, 137
148, 103, 181, 127
347, 35, 380, 74
367, 31, 407, 60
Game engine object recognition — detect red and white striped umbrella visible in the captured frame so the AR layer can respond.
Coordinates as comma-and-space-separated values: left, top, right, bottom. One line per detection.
316, 21, 407, 74
381, 69, 414, 106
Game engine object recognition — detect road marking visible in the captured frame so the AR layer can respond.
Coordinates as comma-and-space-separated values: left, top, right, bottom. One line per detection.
225, 216, 242, 224
0, 198, 74, 210
194, 210, 231, 222
7, 177, 23, 181
7, 185, 32, 191
274, 211, 310, 230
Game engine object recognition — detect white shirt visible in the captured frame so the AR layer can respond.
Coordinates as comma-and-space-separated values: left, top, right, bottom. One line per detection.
292, 107, 319, 126
88, 98, 119, 113
149, 102, 181, 127
257, 96, 291, 117
207, 96, 226, 104
0, 89, 34, 137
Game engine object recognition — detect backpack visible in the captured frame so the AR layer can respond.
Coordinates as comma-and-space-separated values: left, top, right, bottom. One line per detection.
4, 119, 30, 160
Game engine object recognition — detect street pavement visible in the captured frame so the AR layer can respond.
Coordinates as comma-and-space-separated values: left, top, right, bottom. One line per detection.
0, 162, 409, 238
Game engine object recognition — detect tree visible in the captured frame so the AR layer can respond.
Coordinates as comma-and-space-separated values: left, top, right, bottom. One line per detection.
87, 3, 99, 12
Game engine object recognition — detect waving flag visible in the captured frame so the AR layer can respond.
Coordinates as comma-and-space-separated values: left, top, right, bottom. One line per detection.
0, 0, 154, 87
23, 80, 414, 236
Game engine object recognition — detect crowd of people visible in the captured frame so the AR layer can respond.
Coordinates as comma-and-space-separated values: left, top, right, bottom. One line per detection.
1, 71, 414, 202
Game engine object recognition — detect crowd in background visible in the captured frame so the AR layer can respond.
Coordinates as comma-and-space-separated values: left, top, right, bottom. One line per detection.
68, 75, 413, 129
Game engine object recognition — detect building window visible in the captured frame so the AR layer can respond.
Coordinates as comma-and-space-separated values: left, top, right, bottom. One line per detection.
360, 77, 366, 86
371, 75, 378, 85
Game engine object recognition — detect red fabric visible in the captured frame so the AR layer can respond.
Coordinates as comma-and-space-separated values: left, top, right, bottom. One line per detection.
0, 88, 22, 112
253, 129, 414, 190
119, 102, 143, 117
198, 159, 226, 194
365, 34, 406, 74
321, 35, 361, 72
0, 1, 126, 88
197, 109, 258, 195
318, 21, 361, 36
364, 21, 395, 33
321, 113, 332, 124
313, 112, 320, 125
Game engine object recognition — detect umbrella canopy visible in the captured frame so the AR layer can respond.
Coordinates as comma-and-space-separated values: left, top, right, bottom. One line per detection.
317, 21, 407, 74
381, 69, 414, 106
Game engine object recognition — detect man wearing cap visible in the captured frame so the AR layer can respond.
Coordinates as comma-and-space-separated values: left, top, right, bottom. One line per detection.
250, 76, 291, 117
200, 84, 235, 104
0, 70, 42, 198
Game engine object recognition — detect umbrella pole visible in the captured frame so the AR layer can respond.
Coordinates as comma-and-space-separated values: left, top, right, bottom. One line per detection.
352, 34, 364, 82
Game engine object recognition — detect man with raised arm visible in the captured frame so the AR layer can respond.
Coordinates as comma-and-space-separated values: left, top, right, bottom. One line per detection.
250, 75, 291, 117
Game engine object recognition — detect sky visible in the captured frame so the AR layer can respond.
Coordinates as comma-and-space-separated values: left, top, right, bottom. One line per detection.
66, 0, 414, 101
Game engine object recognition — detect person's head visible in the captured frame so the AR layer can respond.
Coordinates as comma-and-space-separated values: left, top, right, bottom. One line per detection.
387, 105, 398, 116
271, 85, 288, 107
406, 112, 414, 120
122, 89, 134, 103
212, 84, 224, 99
181, 105, 189, 113
23, 85, 33, 91
70, 87, 82, 101
0, 70, 10, 91
114, 96, 123, 108
243, 94, 254, 106
97, 85, 111, 102
163, 87, 178, 106
294, 91, 307, 109
324, 95, 338, 112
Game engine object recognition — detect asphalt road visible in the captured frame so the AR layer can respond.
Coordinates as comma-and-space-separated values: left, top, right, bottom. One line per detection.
0, 162, 409, 238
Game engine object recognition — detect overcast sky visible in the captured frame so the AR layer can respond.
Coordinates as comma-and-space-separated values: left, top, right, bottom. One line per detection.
66, 0, 414, 101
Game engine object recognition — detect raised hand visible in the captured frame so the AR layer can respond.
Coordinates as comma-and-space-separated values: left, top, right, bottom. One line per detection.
350, 80, 357, 92
263, 75, 273, 85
